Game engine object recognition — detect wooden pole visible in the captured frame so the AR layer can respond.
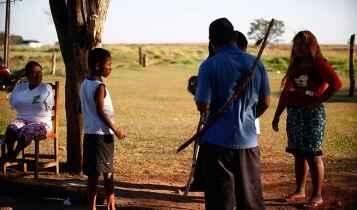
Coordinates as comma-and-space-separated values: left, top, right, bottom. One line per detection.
142, 54, 146, 67
349, 34, 355, 97
3, 0, 11, 68
51, 51, 57, 75
138, 47, 143, 65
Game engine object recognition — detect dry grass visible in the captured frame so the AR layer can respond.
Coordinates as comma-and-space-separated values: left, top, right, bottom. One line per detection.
0, 44, 356, 185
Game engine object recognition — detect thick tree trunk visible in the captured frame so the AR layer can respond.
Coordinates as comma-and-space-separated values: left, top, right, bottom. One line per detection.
49, 0, 110, 173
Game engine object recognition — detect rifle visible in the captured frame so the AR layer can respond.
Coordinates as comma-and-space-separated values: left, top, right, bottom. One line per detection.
182, 112, 206, 195
177, 19, 275, 153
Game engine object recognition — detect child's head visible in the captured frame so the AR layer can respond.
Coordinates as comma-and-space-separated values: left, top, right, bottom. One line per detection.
291, 30, 322, 60
88, 48, 112, 77
234, 30, 248, 51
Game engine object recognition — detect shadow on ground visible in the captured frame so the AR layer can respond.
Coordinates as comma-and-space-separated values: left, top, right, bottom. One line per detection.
0, 157, 356, 209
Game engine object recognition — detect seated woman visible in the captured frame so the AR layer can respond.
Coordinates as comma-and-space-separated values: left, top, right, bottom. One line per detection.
2, 61, 54, 161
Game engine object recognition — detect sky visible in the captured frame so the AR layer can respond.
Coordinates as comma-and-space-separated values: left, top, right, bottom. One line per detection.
0, 0, 356, 44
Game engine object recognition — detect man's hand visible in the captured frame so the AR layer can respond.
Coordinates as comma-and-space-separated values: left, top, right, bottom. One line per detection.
114, 127, 127, 140
272, 116, 280, 132
196, 101, 209, 113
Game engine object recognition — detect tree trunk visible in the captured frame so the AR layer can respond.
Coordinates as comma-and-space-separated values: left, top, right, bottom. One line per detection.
49, 0, 110, 173
349, 34, 355, 97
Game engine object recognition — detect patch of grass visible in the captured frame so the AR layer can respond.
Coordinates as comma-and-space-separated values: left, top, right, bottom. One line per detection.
263, 56, 289, 72
1, 45, 356, 183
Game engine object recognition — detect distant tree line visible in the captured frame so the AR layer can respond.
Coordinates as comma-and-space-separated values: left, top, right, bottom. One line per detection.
0, 32, 24, 44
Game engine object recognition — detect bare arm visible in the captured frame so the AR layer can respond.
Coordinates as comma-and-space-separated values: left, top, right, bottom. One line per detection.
272, 92, 287, 132
95, 84, 126, 139
256, 95, 270, 118
315, 75, 342, 104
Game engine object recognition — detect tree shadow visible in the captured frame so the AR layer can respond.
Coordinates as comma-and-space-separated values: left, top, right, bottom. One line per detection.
115, 181, 180, 192
0, 174, 203, 206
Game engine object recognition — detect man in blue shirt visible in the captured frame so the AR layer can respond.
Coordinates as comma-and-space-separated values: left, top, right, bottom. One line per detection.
195, 18, 270, 210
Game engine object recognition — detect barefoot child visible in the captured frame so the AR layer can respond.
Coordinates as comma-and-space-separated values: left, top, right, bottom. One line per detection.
80, 48, 126, 210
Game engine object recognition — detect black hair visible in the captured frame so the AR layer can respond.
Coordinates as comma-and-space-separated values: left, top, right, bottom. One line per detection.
234, 30, 248, 51
88, 48, 111, 71
209, 18, 234, 46
0, 56, 3, 65
25, 61, 42, 75
208, 41, 215, 57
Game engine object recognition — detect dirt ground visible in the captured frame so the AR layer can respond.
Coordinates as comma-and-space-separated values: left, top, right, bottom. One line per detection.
1, 157, 356, 210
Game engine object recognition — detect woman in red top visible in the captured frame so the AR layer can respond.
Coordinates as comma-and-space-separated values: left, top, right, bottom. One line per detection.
272, 31, 342, 208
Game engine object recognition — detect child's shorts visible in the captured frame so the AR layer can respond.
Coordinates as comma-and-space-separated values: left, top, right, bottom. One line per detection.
83, 134, 114, 176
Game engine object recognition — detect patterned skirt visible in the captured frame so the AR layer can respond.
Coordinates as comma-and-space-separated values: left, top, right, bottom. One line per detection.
286, 104, 326, 156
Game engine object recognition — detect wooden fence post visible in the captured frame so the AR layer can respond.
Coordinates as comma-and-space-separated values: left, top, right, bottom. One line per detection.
349, 34, 355, 97
138, 47, 143, 65
51, 51, 57, 75
142, 54, 146, 67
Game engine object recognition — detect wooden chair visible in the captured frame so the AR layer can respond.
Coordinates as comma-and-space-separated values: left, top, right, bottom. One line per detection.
2, 81, 60, 178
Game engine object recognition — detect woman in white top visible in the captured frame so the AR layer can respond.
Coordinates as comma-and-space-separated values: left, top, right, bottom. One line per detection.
2, 61, 54, 161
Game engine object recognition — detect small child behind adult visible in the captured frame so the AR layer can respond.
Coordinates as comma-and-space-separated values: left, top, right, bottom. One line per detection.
80, 48, 126, 210
235, 30, 261, 135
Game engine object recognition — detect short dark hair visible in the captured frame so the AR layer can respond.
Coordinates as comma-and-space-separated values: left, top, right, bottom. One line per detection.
235, 30, 248, 51
209, 18, 234, 46
88, 48, 111, 71
25, 61, 42, 75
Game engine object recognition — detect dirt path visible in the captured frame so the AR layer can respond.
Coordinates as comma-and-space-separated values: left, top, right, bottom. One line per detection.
1, 158, 356, 210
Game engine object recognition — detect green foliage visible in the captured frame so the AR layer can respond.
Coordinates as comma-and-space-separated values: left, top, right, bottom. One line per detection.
329, 58, 349, 73
0, 32, 24, 45
263, 56, 289, 72
248, 18, 285, 44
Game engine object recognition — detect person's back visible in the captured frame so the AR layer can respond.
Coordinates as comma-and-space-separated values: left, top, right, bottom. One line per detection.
195, 17, 269, 210
197, 46, 268, 148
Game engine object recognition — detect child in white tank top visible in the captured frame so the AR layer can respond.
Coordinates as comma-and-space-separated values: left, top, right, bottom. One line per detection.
80, 48, 126, 210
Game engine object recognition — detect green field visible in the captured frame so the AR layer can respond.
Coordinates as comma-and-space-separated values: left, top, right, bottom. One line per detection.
0, 44, 356, 209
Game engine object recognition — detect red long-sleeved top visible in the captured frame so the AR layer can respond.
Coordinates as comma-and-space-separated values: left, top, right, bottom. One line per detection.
279, 58, 342, 107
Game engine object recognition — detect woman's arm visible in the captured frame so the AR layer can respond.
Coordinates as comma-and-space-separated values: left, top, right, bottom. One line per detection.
316, 59, 342, 103
43, 84, 55, 111
272, 85, 288, 132
256, 95, 270, 118
95, 84, 126, 139
9, 82, 21, 109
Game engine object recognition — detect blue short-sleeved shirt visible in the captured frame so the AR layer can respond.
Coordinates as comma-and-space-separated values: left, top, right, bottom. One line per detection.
195, 44, 270, 149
